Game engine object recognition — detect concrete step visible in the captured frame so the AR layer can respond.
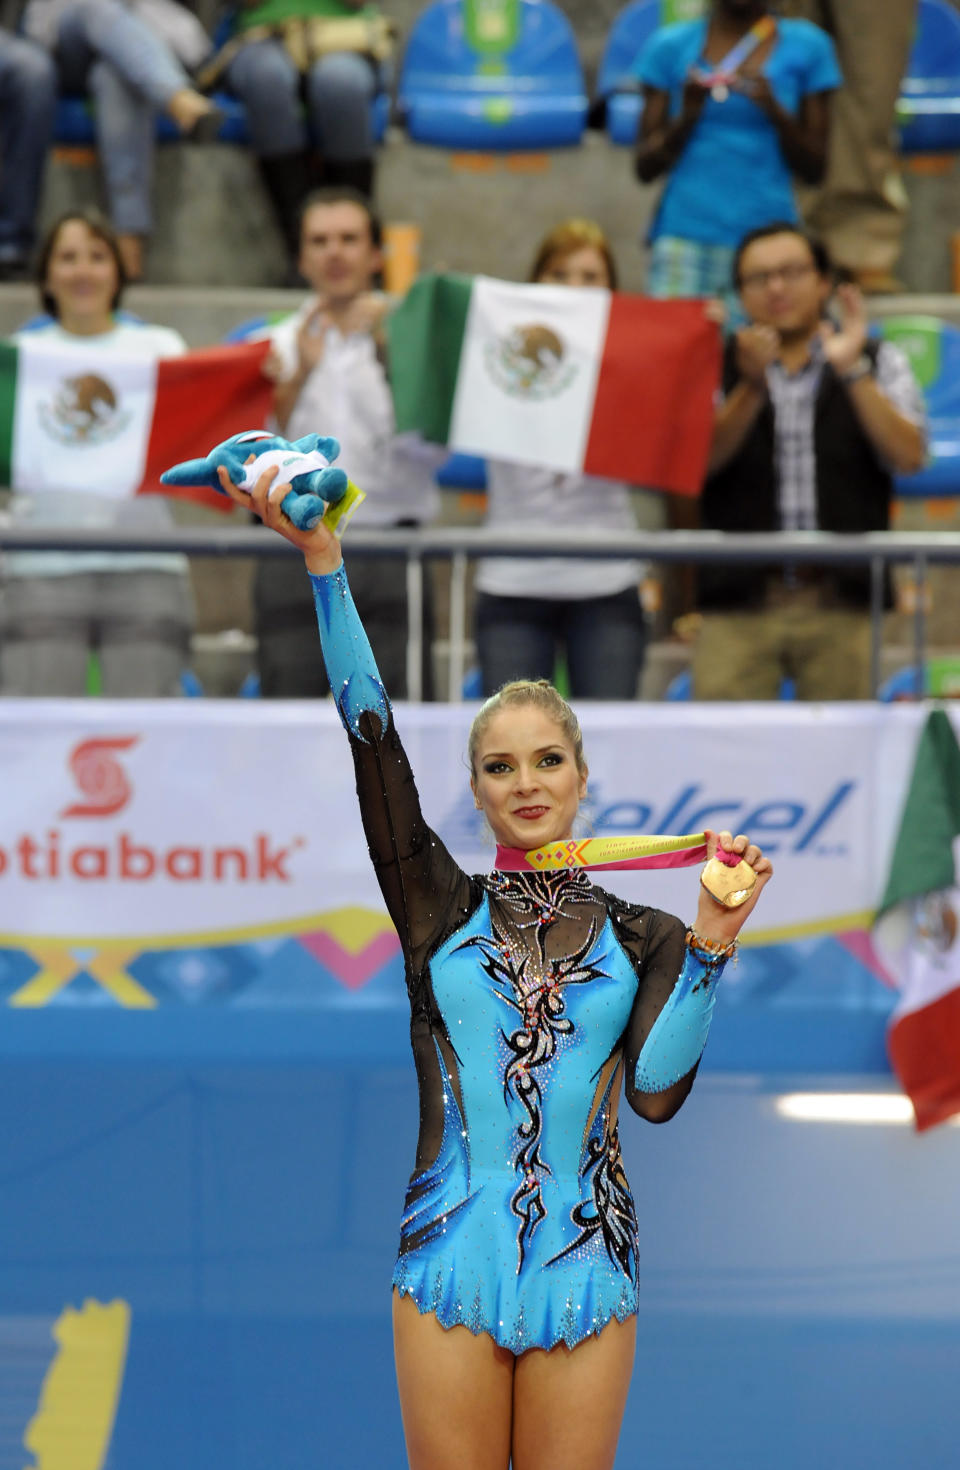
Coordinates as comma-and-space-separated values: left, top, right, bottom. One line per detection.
26, 123, 960, 295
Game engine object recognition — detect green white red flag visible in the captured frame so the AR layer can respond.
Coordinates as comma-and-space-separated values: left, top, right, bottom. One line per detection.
387, 273, 720, 496
873, 708, 960, 1130
0, 339, 272, 511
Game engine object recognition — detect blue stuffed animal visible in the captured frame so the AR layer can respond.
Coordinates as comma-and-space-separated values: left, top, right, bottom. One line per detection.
161, 430, 355, 532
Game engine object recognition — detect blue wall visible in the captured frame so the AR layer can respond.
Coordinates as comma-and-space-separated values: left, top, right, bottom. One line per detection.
2, 994, 959, 1469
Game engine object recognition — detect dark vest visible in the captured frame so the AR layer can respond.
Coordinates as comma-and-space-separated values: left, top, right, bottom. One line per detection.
698, 338, 893, 610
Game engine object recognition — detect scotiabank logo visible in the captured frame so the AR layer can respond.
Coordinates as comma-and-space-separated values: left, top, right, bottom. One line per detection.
0, 733, 305, 883
61, 736, 139, 818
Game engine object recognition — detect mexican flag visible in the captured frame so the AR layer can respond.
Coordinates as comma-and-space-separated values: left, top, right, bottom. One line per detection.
387, 273, 720, 495
874, 708, 960, 1131
0, 338, 272, 510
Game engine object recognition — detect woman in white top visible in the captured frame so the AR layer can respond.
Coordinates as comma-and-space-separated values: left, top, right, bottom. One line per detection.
0, 207, 194, 696
475, 220, 647, 700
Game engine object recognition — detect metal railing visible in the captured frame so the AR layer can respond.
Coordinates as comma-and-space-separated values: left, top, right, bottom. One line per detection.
3, 524, 960, 700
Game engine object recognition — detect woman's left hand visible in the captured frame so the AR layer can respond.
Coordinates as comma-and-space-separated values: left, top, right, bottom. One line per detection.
693, 828, 773, 946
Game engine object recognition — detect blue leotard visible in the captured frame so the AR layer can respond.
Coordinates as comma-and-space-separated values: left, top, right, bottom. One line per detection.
312, 563, 730, 1354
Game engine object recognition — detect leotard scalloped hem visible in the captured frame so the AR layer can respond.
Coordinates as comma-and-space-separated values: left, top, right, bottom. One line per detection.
391, 1271, 638, 1355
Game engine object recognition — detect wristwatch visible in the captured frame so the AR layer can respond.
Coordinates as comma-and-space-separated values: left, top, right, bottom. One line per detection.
840, 354, 872, 384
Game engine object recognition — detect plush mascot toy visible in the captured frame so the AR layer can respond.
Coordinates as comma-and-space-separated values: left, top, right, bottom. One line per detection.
161, 430, 364, 533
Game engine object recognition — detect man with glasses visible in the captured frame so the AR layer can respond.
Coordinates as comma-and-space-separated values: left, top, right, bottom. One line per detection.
692, 221, 926, 700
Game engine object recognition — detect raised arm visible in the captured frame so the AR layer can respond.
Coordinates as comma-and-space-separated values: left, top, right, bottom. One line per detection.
621, 829, 772, 1123
220, 462, 471, 972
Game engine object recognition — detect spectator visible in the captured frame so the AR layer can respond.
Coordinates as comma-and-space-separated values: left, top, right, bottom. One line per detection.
209, 0, 392, 267
22, 0, 218, 280
249, 185, 438, 697
780, 0, 918, 292
0, 31, 56, 280
693, 222, 926, 701
634, 0, 840, 305
474, 219, 648, 700
0, 208, 194, 696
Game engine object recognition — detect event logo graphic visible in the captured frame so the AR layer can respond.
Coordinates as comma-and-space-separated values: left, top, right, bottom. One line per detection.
484, 322, 577, 400
39, 371, 131, 445
61, 736, 139, 818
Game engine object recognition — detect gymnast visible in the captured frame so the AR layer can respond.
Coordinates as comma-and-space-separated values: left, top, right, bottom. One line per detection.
221, 455, 773, 1470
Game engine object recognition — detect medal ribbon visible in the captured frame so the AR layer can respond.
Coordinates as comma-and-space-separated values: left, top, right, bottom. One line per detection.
691, 14, 776, 88
495, 833, 743, 874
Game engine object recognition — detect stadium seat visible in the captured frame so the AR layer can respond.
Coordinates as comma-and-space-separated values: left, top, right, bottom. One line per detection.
222, 311, 296, 345
876, 316, 960, 497
435, 452, 488, 490
897, 0, 960, 153
665, 669, 796, 700
879, 657, 960, 700
397, 0, 588, 150
54, 89, 389, 148
595, 0, 662, 146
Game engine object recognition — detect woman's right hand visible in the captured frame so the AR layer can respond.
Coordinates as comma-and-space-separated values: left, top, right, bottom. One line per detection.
217, 463, 343, 576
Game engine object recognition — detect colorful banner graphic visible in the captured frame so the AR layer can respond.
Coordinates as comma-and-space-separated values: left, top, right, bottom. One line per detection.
0, 701, 947, 1010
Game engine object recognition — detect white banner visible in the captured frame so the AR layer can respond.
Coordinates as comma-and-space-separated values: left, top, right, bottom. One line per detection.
0, 699, 939, 946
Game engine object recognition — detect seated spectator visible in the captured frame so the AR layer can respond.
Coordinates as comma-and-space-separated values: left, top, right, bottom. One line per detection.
208, 0, 392, 268
779, 0, 918, 292
693, 222, 926, 702
634, 0, 840, 306
0, 208, 194, 696
247, 185, 438, 697
23, 0, 217, 280
0, 31, 56, 279
474, 219, 647, 700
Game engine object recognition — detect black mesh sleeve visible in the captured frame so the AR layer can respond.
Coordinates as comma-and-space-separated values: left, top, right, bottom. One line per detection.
349, 711, 473, 985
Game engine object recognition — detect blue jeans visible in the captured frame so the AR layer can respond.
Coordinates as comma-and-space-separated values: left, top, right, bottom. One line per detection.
475, 589, 646, 699
53, 0, 191, 234
0, 33, 56, 255
225, 42, 376, 160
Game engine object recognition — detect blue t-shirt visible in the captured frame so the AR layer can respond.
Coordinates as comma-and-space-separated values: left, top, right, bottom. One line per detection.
635, 17, 841, 247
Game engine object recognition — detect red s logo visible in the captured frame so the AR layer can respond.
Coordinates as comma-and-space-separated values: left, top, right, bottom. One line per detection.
61, 736, 140, 818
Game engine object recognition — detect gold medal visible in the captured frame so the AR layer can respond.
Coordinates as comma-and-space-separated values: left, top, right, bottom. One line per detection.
711, 82, 729, 102
700, 856, 757, 908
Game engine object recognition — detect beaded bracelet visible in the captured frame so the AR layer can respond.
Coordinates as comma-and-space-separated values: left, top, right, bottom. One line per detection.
685, 929, 739, 963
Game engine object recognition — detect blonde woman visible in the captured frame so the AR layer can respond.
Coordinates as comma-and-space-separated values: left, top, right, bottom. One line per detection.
219, 456, 773, 1470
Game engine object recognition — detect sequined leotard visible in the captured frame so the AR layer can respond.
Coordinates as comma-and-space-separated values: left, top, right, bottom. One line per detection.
311, 564, 730, 1355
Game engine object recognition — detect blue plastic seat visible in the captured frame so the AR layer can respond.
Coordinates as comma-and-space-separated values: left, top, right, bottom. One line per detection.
596, 0, 664, 146
54, 91, 247, 147
54, 87, 389, 148
897, 0, 960, 153
398, 0, 587, 150
879, 657, 960, 701
222, 311, 297, 345
665, 669, 795, 700
435, 452, 488, 490
875, 316, 960, 497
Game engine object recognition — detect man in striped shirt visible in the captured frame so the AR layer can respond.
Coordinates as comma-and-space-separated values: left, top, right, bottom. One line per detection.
693, 221, 926, 700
